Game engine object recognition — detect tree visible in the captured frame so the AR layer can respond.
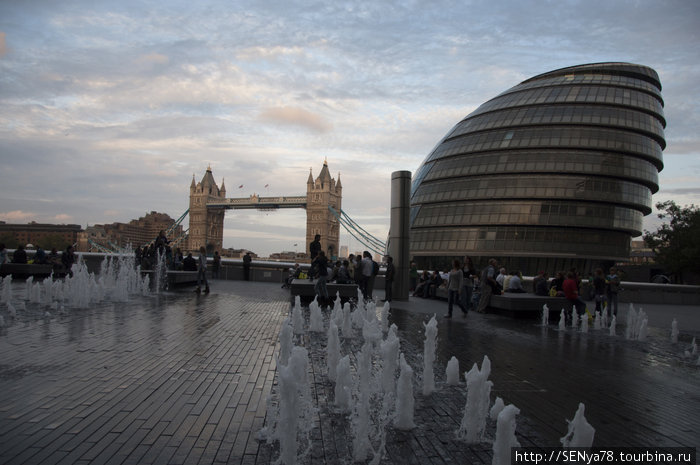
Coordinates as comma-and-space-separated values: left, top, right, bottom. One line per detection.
38, 234, 71, 252
643, 201, 700, 284
0, 233, 19, 249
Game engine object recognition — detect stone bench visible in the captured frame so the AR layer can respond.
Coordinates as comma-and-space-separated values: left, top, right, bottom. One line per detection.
433, 286, 576, 318
289, 278, 358, 305
140, 270, 199, 288
488, 293, 573, 317
0, 263, 55, 278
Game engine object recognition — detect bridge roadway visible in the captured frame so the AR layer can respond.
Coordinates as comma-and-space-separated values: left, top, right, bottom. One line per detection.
206, 195, 307, 210
0, 280, 698, 464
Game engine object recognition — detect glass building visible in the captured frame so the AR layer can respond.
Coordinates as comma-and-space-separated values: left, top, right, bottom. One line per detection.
410, 63, 665, 273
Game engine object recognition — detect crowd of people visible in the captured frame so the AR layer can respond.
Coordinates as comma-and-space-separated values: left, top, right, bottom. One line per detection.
133, 230, 218, 294
407, 257, 623, 319
3, 232, 624, 316
304, 234, 388, 306
0, 242, 77, 277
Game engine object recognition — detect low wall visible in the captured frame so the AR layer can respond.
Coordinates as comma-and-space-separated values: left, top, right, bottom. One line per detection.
13, 252, 699, 305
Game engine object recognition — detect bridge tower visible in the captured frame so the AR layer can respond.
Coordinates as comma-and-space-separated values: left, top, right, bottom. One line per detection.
306, 160, 342, 259
188, 166, 226, 254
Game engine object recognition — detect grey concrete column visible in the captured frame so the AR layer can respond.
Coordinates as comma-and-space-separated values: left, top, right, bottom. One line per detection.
389, 170, 411, 301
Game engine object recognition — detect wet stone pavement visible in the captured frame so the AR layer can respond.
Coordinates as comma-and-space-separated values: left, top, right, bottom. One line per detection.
1, 280, 699, 464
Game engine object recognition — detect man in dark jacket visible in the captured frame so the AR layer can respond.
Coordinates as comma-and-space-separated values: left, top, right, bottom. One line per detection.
183, 253, 197, 271
61, 245, 76, 277
12, 245, 28, 264
308, 234, 321, 278
312, 250, 329, 304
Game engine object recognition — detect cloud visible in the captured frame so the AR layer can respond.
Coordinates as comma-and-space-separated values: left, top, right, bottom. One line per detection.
52, 214, 74, 223
136, 53, 169, 65
235, 45, 305, 61
0, 210, 36, 222
258, 106, 332, 133
657, 187, 700, 196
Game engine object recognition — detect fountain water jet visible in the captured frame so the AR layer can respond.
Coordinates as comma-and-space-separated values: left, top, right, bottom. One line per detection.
422, 315, 438, 395
489, 396, 505, 420
276, 346, 314, 465
671, 318, 679, 343
558, 310, 566, 331
446, 356, 460, 386
334, 355, 352, 412
309, 297, 323, 332
327, 321, 341, 383
380, 301, 390, 333
541, 304, 549, 326
393, 353, 415, 430
560, 403, 595, 448
608, 315, 616, 336
380, 330, 400, 394
278, 319, 293, 366
352, 343, 373, 461
492, 404, 521, 465
341, 302, 352, 338
292, 301, 304, 335
457, 355, 493, 443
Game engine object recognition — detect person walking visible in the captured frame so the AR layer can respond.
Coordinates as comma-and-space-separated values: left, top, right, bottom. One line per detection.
212, 251, 221, 279
196, 246, 209, 294
475, 258, 498, 313
461, 256, 476, 311
384, 256, 395, 302
606, 267, 620, 316
563, 271, 585, 320
243, 252, 252, 281
446, 259, 467, 318
360, 251, 373, 300
592, 268, 607, 315
409, 261, 418, 293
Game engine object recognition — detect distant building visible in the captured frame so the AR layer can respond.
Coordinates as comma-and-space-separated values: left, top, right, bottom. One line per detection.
222, 248, 257, 259
629, 240, 655, 264
339, 245, 348, 258
78, 211, 184, 252
0, 221, 81, 249
410, 62, 665, 274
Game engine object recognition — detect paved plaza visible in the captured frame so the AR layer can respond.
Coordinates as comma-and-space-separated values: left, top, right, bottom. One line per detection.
1, 279, 699, 464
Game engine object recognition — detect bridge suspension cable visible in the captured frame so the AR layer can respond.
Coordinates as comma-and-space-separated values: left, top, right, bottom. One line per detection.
144, 209, 190, 247
164, 209, 189, 237
88, 238, 117, 254
328, 206, 386, 257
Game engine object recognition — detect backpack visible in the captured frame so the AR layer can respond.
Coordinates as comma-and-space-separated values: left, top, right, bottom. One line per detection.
372, 261, 379, 276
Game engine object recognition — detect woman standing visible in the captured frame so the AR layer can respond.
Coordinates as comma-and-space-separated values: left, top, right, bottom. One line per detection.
592, 268, 607, 315
446, 259, 467, 318
196, 246, 210, 294
461, 256, 476, 312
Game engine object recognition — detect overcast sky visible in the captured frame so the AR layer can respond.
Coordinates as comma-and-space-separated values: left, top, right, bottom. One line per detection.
1, 0, 699, 256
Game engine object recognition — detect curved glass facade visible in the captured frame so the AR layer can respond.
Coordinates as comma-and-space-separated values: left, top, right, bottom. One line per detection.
410, 62, 665, 272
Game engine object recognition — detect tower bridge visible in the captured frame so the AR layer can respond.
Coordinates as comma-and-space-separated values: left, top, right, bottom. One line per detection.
188, 161, 344, 257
